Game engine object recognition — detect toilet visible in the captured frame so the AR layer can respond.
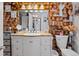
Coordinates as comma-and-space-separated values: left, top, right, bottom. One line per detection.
56, 35, 79, 56
51, 50, 59, 56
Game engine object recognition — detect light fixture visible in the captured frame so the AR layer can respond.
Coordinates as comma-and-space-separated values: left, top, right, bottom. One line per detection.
40, 4, 44, 9
21, 4, 26, 9
28, 4, 32, 9
34, 4, 38, 9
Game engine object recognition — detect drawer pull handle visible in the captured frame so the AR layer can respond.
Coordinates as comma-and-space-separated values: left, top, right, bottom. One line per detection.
16, 41, 19, 43
29, 41, 33, 43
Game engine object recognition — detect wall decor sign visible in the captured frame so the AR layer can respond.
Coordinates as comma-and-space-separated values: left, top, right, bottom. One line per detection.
5, 5, 11, 12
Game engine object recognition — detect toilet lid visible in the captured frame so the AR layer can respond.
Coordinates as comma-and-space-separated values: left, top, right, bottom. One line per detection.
61, 49, 79, 56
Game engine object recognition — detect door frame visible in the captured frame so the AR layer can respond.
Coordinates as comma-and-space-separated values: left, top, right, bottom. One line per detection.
0, 2, 3, 56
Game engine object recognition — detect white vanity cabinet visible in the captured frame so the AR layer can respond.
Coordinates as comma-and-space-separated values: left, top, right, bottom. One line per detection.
11, 32, 53, 56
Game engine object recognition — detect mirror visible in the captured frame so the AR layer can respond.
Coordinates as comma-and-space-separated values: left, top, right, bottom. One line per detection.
19, 10, 29, 31
18, 10, 49, 32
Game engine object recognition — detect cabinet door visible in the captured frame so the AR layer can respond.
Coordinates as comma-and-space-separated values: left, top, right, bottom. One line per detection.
11, 36, 23, 56
40, 36, 52, 56
23, 37, 40, 56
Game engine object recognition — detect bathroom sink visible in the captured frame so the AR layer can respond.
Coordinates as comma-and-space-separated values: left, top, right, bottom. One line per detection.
11, 31, 51, 36
25, 32, 41, 36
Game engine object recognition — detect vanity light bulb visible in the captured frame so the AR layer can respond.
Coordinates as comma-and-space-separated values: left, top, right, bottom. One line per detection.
28, 4, 32, 9
40, 4, 44, 9
34, 4, 38, 9
21, 4, 26, 9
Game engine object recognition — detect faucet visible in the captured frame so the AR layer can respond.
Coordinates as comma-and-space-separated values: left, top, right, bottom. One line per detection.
31, 16, 36, 33
32, 19, 35, 32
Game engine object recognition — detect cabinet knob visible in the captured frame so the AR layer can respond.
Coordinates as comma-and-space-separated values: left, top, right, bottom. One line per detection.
29, 41, 33, 43
44, 47, 47, 50
16, 48, 18, 50
16, 41, 19, 43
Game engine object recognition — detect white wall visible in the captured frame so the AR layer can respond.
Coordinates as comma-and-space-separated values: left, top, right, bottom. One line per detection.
72, 6, 79, 54
0, 2, 3, 56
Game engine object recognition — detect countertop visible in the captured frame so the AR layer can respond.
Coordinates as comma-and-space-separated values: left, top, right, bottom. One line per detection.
11, 31, 52, 36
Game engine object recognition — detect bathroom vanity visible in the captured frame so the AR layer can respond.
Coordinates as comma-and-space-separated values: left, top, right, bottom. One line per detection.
11, 10, 52, 56
11, 31, 53, 56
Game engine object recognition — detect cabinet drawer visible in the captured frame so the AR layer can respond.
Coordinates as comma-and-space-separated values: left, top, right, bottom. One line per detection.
12, 36, 22, 44
4, 40, 10, 45
41, 38, 51, 45
4, 46, 10, 51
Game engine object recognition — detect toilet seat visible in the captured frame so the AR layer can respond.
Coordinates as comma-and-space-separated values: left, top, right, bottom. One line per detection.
55, 35, 79, 56
61, 49, 79, 56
